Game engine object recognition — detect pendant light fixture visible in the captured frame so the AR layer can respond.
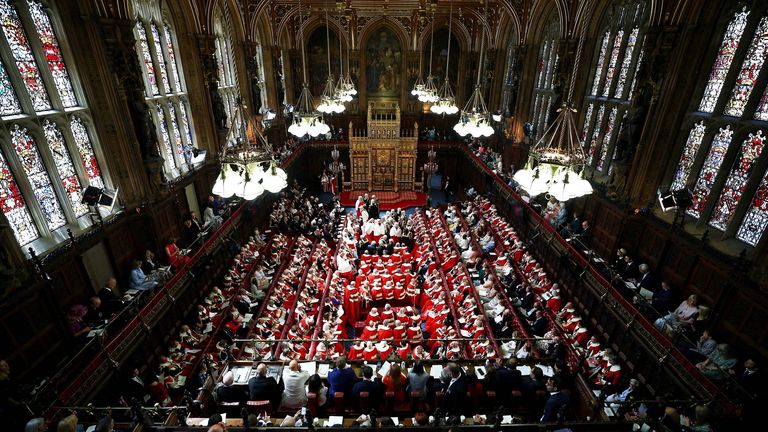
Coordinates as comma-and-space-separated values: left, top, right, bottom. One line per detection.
512, 10, 593, 201
419, 5, 439, 103
334, 3, 355, 102
453, 0, 493, 137
431, 0, 458, 115
317, 0, 344, 114
288, 0, 330, 138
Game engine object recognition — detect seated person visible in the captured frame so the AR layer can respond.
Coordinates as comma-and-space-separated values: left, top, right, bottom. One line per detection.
215, 371, 246, 404
306, 373, 328, 407
129, 260, 158, 291
248, 363, 278, 404
604, 378, 640, 410
696, 343, 737, 381
327, 357, 356, 400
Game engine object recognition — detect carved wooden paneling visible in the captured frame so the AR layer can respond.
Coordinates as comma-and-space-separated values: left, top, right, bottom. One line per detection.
50, 258, 92, 303
687, 258, 726, 307
660, 241, 696, 289
591, 204, 624, 257
636, 225, 666, 269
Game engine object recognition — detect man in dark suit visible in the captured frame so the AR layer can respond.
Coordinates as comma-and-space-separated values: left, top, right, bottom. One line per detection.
520, 286, 535, 311
327, 357, 356, 401
494, 358, 523, 406
531, 310, 549, 337
441, 363, 467, 415
215, 371, 246, 404
636, 264, 656, 292
541, 377, 569, 422
248, 363, 278, 404
98, 278, 124, 315
351, 365, 383, 410
622, 255, 639, 280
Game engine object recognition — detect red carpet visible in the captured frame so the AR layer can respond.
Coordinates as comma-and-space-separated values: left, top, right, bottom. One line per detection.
340, 191, 428, 210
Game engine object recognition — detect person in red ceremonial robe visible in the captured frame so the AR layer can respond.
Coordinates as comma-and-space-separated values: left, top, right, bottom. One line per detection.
165, 237, 190, 271
378, 322, 394, 341
329, 173, 337, 195
344, 282, 360, 325
412, 345, 430, 360
586, 336, 601, 357
348, 340, 365, 360
384, 281, 395, 300
396, 341, 410, 359
563, 315, 581, 333
371, 283, 384, 301
295, 343, 309, 359
376, 341, 393, 360
367, 307, 381, 323
382, 304, 395, 321
393, 320, 407, 343
360, 321, 377, 340
442, 251, 459, 271
547, 294, 562, 312
445, 341, 462, 360
573, 326, 589, 347
363, 342, 378, 361
558, 302, 575, 322
314, 342, 328, 361
355, 196, 365, 218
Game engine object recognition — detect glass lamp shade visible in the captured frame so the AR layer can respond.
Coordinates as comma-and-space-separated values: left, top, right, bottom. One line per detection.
513, 165, 553, 197
548, 168, 593, 201
431, 98, 459, 115
262, 163, 288, 193
454, 112, 494, 138
212, 164, 241, 198
235, 164, 265, 200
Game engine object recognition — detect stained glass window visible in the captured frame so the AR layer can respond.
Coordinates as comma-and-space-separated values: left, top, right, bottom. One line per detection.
155, 104, 175, 168
614, 28, 639, 99
601, 31, 625, 97
670, 122, 706, 191
214, 8, 240, 128
591, 32, 610, 96
597, 107, 618, 170
688, 126, 733, 219
27, 0, 77, 107
737, 170, 768, 245
136, 23, 158, 96
698, 10, 748, 113
580, 103, 594, 146
0, 0, 50, 111
163, 25, 181, 91
0, 60, 21, 115
0, 149, 37, 244
708, 131, 766, 230
168, 102, 183, 158
587, 105, 606, 165
70, 117, 104, 188
10, 125, 65, 230
724, 17, 768, 117
530, 12, 559, 141
150, 24, 170, 92
628, 50, 643, 99
179, 100, 193, 145
43, 120, 87, 217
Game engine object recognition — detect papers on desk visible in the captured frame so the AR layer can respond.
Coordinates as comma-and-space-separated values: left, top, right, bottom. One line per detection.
624, 281, 637, 290
475, 366, 487, 379
230, 365, 253, 384
429, 365, 444, 379
501, 415, 514, 425
87, 329, 105, 338
297, 361, 317, 376
638, 288, 654, 300
516, 364, 554, 378
125, 289, 140, 296
326, 416, 344, 426
390, 417, 400, 426
378, 361, 391, 377
243, 313, 253, 322
317, 363, 330, 378
185, 418, 210, 426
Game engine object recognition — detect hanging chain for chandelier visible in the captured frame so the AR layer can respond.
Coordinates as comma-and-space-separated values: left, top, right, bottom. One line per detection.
212, 100, 288, 200
410, 8, 427, 97
453, 0, 493, 137
288, 0, 330, 137
318, 0, 344, 113
334, 2, 356, 102
419, 5, 439, 103
431, 0, 458, 115
512, 11, 593, 201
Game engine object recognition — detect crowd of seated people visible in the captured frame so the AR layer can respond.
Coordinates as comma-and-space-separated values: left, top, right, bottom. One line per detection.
270, 184, 344, 240
115, 228, 283, 409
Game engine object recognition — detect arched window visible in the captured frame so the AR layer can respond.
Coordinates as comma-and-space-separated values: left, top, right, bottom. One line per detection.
213, 4, 240, 127
0, 0, 107, 247
666, 6, 768, 247
134, 0, 195, 180
500, 37, 519, 117
529, 11, 560, 140
581, 1, 646, 175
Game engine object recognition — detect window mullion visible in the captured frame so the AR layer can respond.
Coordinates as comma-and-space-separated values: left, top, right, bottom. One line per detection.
15, 1, 63, 110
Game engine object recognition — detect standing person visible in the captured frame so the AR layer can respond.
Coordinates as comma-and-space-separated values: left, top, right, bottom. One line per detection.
407, 362, 429, 398
441, 363, 467, 415
541, 377, 569, 422
248, 363, 278, 405
98, 277, 124, 315
327, 357, 356, 401
280, 360, 309, 411
382, 363, 407, 402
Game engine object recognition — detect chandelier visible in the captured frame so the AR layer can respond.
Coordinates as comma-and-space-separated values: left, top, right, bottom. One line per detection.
513, 105, 593, 201
512, 11, 593, 202
431, 0, 458, 115
424, 146, 438, 175
212, 101, 287, 200
453, 0, 493, 137
288, 0, 330, 138
329, 145, 345, 174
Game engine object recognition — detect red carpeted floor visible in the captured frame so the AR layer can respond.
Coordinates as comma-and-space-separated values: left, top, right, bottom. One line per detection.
340, 190, 428, 210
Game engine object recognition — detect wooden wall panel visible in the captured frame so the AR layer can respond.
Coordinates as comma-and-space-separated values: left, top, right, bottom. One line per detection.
636, 225, 666, 269
659, 241, 696, 289
686, 259, 726, 307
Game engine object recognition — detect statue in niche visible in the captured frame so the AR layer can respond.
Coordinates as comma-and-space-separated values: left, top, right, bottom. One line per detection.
251, 76, 263, 114
210, 80, 228, 130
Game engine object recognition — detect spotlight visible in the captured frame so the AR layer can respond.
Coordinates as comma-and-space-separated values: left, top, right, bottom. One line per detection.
658, 188, 692, 212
